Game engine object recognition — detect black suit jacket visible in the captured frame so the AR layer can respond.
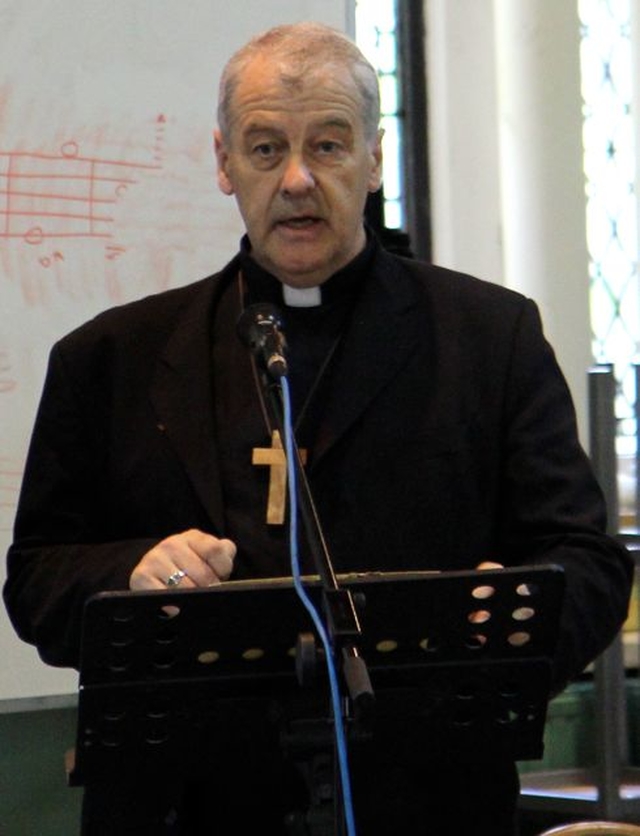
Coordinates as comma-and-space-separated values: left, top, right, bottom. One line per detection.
4, 244, 632, 695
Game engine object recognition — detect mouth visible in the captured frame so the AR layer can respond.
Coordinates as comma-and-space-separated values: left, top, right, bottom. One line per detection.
275, 215, 323, 231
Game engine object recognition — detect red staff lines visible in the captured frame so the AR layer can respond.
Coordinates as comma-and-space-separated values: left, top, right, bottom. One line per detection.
0, 457, 21, 516
0, 147, 160, 242
0, 350, 16, 394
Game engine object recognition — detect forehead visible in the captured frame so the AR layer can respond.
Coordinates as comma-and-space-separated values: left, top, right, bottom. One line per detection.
228, 56, 366, 134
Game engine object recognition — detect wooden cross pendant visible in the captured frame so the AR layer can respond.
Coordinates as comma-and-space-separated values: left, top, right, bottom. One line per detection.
252, 430, 307, 525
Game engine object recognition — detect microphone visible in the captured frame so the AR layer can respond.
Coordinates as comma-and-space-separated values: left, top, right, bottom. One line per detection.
237, 303, 288, 379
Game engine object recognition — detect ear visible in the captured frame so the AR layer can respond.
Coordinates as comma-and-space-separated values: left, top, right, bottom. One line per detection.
367, 129, 384, 193
214, 129, 235, 196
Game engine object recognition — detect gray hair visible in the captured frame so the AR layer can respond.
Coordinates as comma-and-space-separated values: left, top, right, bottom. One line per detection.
217, 22, 381, 143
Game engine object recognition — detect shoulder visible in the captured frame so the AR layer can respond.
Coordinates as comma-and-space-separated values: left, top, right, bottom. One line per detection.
370, 250, 552, 380
376, 248, 537, 332
395, 253, 528, 310
56, 259, 237, 355
45, 259, 238, 386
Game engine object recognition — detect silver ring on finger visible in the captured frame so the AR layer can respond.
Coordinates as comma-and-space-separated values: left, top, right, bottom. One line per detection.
166, 569, 187, 587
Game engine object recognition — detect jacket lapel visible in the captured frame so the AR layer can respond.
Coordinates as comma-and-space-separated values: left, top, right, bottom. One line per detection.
312, 250, 420, 466
149, 270, 233, 532
146, 250, 420, 518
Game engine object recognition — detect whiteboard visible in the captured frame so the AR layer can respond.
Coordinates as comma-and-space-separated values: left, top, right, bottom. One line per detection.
0, 0, 351, 701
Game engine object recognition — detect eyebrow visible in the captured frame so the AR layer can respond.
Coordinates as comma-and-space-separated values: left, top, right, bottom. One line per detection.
241, 123, 283, 138
315, 117, 353, 132
241, 116, 354, 136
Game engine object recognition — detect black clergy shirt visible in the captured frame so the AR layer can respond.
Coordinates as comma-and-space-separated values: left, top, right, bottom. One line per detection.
212, 234, 375, 580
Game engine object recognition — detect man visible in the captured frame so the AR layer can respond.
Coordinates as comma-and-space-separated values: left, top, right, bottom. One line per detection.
3, 21, 632, 836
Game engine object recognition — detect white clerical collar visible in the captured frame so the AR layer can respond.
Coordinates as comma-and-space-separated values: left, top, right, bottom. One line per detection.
282, 283, 322, 308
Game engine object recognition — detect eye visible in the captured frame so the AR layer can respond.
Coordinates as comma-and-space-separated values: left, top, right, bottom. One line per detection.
253, 142, 276, 159
249, 141, 284, 169
316, 140, 342, 155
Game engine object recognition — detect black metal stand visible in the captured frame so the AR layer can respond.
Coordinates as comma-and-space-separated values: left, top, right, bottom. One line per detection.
260, 371, 374, 710
259, 365, 373, 835
70, 566, 564, 832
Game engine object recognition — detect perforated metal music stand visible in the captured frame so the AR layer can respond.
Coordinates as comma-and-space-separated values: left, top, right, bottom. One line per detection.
68, 565, 564, 789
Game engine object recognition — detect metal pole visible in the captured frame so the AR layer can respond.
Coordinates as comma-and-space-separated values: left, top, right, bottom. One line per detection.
589, 365, 627, 818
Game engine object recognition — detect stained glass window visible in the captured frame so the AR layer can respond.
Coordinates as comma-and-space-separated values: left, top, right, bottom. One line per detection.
355, 0, 403, 229
579, 0, 639, 438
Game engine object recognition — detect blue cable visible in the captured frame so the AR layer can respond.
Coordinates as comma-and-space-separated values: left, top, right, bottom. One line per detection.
279, 375, 358, 836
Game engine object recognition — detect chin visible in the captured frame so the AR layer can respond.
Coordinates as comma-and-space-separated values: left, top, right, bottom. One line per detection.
282, 275, 330, 290
271, 254, 334, 287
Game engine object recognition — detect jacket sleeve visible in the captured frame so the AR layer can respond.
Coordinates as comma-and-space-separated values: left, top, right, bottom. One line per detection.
3, 272, 227, 671
3, 343, 158, 669
499, 298, 634, 693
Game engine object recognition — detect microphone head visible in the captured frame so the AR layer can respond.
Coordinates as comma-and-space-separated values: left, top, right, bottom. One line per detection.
236, 302, 284, 350
237, 303, 288, 378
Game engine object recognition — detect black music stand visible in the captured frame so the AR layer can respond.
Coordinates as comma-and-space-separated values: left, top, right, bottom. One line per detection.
69, 566, 564, 832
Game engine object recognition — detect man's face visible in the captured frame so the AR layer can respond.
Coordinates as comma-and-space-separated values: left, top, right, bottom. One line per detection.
214, 56, 383, 288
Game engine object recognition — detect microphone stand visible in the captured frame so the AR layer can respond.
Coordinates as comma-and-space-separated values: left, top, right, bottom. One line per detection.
259, 368, 374, 835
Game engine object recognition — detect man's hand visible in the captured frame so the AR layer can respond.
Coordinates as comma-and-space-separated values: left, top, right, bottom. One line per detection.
129, 529, 236, 591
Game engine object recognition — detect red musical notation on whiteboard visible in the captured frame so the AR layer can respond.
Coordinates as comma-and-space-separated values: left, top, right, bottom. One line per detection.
0, 349, 16, 394
0, 138, 162, 245
0, 456, 21, 532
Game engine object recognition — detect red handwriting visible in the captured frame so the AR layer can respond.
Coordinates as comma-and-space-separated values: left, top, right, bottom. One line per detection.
105, 244, 127, 261
0, 350, 16, 394
38, 251, 65, 269
0, 129, 164, 246
0, 456, 21, 532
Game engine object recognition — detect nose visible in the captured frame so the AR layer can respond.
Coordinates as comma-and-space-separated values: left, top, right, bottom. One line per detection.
280, 155, 315, 196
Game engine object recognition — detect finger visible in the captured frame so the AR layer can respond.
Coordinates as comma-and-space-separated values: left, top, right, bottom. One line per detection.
130, 568, 168, 592
476, 561, 504, 571
130, 559, 196, 592
130, 534, 197, 590
148, 531, 213, 586
174, 530, 235, 585
188, 533, 236, 582
130, 530, 236, 591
